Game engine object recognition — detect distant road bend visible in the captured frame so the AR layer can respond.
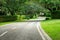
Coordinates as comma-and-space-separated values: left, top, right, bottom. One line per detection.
0, 21, 52, 40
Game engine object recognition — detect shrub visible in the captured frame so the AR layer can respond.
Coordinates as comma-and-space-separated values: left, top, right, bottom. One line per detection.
0, 16, 17, 22
52, 10, 60, 19
46, 17, 51, 20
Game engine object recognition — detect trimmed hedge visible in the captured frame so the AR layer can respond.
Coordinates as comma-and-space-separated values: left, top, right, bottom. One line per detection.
0, 16, 17, 22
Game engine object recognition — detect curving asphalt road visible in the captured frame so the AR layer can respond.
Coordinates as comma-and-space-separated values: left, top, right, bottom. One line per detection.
0, 22, 43, 40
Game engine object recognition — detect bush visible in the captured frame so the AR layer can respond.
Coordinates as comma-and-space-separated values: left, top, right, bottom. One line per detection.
0, 16, 17, 22
52, 10, 60, 19
45, 13, 51, 17
46, 17, 51, 20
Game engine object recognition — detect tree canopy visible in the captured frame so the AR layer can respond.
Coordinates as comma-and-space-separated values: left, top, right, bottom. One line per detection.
0, 0, 60, 19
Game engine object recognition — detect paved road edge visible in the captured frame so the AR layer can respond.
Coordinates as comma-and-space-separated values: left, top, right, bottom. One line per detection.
38, 22, 52, 40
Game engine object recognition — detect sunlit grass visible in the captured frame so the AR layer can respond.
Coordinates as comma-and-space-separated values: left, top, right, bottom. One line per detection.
41, 19, 60, 40
0, 22, 12, 26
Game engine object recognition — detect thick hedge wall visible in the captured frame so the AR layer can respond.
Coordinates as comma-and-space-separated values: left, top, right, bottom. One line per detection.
0, 16, 17, 22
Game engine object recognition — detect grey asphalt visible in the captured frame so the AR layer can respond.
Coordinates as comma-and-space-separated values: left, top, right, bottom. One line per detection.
0, 22, 43, 40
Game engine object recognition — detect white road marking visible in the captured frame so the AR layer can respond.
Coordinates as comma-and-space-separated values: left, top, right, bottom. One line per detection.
36, 22, 52, 40
39, 22, 52, 40
36, 22, 46, 40
0, 31, 8, 37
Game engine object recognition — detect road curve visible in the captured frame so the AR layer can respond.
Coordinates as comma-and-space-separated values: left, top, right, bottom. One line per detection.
0, 22, 43, 40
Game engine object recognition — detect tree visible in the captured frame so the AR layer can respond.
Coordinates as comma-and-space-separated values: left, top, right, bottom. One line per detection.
2, 0, 26, 15
0, 0, 7, 15
35, 0, 60, 18
19, 2, 47, 18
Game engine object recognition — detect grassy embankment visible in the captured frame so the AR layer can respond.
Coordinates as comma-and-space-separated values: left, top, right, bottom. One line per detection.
41, 19, 60, 40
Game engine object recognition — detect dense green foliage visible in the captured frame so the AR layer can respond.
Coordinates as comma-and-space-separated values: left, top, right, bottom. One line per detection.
38, 0, 60, 18
0, 0, 60, 21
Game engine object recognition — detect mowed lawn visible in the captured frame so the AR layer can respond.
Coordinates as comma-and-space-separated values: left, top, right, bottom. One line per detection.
0, 22, 12, 26
41, 19, 60, 40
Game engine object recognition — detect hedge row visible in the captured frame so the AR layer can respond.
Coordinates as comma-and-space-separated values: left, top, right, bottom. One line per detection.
0, 16, 17, 22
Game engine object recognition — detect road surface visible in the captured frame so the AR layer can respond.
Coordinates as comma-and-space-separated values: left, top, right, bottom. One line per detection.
0, 22, 44, 40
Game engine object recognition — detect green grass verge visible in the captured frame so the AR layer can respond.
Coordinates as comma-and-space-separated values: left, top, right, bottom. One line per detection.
0, 22, 12, 26
41, 19, 60, 40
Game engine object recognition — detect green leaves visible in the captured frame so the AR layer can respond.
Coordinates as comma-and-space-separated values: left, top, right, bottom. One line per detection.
0, 0, 60, 19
